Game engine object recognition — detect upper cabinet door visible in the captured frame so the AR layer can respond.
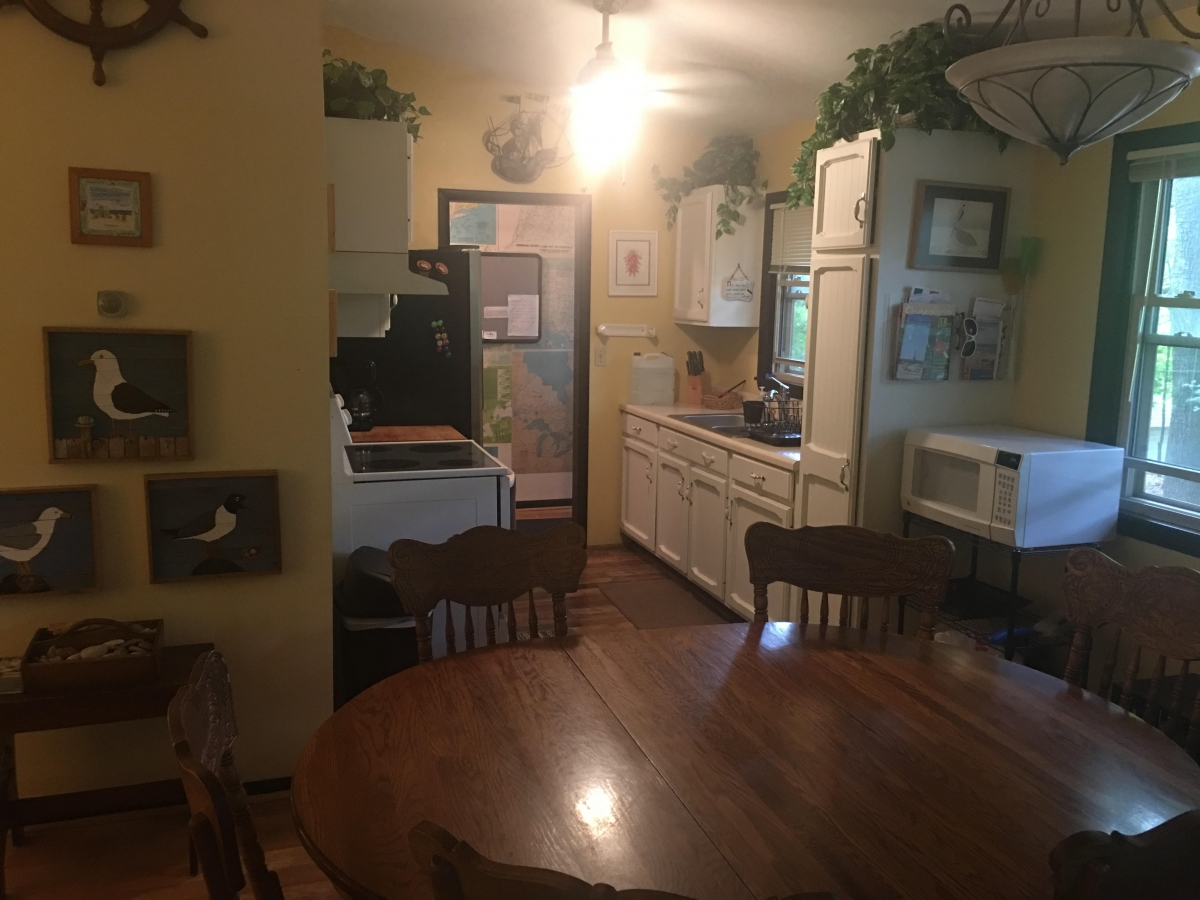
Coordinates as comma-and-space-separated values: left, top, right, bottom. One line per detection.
325, 118, 411, 254
674, 189, 713, 322
811, 135, 878, 251
797, 253, 870, 529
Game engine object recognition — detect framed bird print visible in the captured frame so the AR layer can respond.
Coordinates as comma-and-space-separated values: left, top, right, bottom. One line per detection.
44, 327, 193, 463
69, 168, 153, 247
144, 471, 280, 583
908, 181, 1010, 272
0, 486, 100, 596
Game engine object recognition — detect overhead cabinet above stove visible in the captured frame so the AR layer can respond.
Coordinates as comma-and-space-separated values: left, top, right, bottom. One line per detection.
325, 117, 446, 338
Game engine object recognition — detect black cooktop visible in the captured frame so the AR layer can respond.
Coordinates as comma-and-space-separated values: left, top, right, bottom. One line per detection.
345, 440, 504, 474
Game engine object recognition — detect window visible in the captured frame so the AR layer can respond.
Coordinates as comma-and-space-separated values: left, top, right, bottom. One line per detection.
757, 196, 813, 388
1121, 161, 1200, 529
1088, 122, 1200, 554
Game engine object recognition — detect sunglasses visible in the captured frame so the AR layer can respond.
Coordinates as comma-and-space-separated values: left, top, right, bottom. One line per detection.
961, 317, 979, 359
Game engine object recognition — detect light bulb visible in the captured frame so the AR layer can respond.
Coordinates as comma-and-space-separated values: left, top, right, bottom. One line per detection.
571, 56, 650, 174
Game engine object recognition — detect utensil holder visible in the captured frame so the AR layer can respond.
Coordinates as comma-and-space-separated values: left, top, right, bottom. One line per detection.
685, 374, 705, 406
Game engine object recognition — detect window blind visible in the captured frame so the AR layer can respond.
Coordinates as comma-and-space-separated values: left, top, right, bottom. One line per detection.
769, 204, 813, 272
1128, 142, 1200, 182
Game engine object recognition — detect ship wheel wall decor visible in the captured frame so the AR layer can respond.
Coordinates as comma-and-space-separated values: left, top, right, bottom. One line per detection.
2, 0, 208, 85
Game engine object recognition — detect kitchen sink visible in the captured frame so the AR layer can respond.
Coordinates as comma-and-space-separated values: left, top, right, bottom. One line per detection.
670, 413, 801, 447
669, 413, 745, 429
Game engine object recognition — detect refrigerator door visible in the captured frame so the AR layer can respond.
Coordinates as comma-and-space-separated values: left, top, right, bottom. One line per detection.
333, 249, 482, 440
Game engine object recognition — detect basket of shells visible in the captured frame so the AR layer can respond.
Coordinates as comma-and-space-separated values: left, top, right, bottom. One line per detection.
21, 618, 163, 694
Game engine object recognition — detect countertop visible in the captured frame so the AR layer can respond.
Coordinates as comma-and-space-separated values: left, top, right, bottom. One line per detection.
349, 425, 465, 443
621, 404, 801, 470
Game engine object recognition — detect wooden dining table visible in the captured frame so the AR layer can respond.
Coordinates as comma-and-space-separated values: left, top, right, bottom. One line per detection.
292, 623, 1200, 900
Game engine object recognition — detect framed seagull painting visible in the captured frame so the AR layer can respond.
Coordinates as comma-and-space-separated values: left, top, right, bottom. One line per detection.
44, 327, 193, 463
0, 486, 100, 595
144, 471, 281, 583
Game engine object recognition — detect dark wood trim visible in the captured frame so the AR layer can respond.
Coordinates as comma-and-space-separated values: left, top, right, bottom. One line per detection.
1086, 120, 1200, 447
7, 778, 185, 827
756, 191, 787, 385
244, 776, 292, 796
1118, 511, 1200, 558
436, 189, 593, 532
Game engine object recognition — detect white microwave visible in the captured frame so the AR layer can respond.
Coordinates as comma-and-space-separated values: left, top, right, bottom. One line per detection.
901, 425, 1123, 548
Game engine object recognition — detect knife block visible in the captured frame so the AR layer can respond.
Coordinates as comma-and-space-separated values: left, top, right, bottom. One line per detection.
685, 374, 706, 406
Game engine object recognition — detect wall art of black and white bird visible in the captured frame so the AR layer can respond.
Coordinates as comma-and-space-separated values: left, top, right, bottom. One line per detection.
0, 507, 71, 576
162, 494, 247, 546
79, 349, 175, 436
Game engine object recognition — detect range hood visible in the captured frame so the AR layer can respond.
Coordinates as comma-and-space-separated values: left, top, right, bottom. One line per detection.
329, 251, 448, 297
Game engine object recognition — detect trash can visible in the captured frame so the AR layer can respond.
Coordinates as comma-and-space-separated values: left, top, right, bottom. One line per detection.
333, 546, 418, 708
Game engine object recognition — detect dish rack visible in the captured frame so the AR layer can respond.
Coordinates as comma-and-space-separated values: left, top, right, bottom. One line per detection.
746, 398, 802, 446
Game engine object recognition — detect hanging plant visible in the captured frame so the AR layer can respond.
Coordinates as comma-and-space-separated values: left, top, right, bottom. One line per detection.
322, 50, 430, 140
483, 94, 572, 184
653, 136, 767, 239
786, 22, 1003, 207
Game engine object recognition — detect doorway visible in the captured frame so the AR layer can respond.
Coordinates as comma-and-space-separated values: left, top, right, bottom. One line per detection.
437, 189, 592, 531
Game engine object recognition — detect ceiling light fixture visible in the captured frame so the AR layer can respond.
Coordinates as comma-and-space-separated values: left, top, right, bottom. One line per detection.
943, 0, 1200, 163
572, 0, 651, 174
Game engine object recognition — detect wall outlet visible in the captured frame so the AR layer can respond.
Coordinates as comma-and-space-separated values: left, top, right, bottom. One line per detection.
594, 345, 607, 367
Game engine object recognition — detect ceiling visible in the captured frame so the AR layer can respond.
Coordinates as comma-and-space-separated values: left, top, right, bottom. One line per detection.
321, 0, 1187, 135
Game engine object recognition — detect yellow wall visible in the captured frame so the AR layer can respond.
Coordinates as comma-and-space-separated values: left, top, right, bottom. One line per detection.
323, 26, 783, 544
1011, 10, 1200, 580
0, 0, 331, 794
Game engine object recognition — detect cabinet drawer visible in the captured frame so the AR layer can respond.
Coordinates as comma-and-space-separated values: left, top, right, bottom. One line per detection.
622, 412, 658, 445
658, 429, 728, 476
730, 454, 793, 503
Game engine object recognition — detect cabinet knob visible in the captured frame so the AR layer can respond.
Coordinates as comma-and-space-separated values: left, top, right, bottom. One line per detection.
701, 452, 715, 464
667, 440, 677, 449
632, 425, 641, 433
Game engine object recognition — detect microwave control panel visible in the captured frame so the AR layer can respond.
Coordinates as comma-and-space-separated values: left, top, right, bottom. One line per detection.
993, 468, 1018, 528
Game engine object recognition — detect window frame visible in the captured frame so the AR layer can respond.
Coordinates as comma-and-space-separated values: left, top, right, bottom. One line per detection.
1088, 120, 1200, 556
757, 190, 811, 391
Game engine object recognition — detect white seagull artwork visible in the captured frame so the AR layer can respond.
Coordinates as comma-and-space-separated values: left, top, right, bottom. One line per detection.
79, 349, 175, 436
0, 508, 71, 575
162, 494, 248, 545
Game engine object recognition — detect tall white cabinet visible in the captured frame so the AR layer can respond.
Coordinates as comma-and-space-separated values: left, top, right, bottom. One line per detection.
798, 129, 1034, 540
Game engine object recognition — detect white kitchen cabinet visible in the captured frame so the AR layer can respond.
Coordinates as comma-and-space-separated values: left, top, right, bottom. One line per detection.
672, 184, 765, 327
325, 117, 411, 254
655, 452, 690, 573
725, 484, 793, 622
687, 467, 727, 598
621, 437, 657, 550
811, 134, 878, 251
797, 252, 870, 529
674, 189, 711, 322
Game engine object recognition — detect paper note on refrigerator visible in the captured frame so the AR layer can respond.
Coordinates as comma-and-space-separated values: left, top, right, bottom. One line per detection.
506, 294, 540, 338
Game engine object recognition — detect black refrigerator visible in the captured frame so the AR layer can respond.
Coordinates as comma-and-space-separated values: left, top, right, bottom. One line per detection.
331, 248, 482, 441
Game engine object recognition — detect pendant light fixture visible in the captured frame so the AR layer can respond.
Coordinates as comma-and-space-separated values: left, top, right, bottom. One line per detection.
943, 0, 1200, 163
572, 0, 650, 173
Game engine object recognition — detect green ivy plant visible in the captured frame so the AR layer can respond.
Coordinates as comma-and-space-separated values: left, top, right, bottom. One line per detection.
653, 136, 767, 239
322, 50, 430, 140
786, 22, 1003, 207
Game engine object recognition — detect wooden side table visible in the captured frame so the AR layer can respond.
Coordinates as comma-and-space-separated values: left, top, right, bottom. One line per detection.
0, 642, 213, 898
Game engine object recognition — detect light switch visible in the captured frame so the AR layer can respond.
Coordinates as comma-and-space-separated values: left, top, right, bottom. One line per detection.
594, 345, 607, 367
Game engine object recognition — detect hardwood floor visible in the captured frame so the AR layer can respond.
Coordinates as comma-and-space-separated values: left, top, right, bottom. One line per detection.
5, 542, 701, 900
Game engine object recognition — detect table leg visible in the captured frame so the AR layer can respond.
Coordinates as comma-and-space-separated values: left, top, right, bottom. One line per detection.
1005, 553, 1022, 661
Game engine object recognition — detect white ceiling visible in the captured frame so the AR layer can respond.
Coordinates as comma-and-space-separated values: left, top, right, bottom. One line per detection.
321, 0, 1183, 135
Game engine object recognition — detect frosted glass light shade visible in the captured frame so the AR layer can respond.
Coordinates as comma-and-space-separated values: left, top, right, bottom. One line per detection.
946, 36, 1200, 163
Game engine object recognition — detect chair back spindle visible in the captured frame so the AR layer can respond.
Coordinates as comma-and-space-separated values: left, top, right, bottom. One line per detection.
745, 524, 953, 639
390, 523, 587, 663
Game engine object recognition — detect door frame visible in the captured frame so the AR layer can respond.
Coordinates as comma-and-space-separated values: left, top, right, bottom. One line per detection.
437, 189, 593, 530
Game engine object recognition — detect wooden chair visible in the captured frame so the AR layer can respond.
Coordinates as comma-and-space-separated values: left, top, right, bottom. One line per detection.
745, 523, 954, 639
389, 522, 588, 663
409, 820, 841, 900
168, 650, 285, 900
1063, 547, 1200, 762
1049, 808, 1200, 900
